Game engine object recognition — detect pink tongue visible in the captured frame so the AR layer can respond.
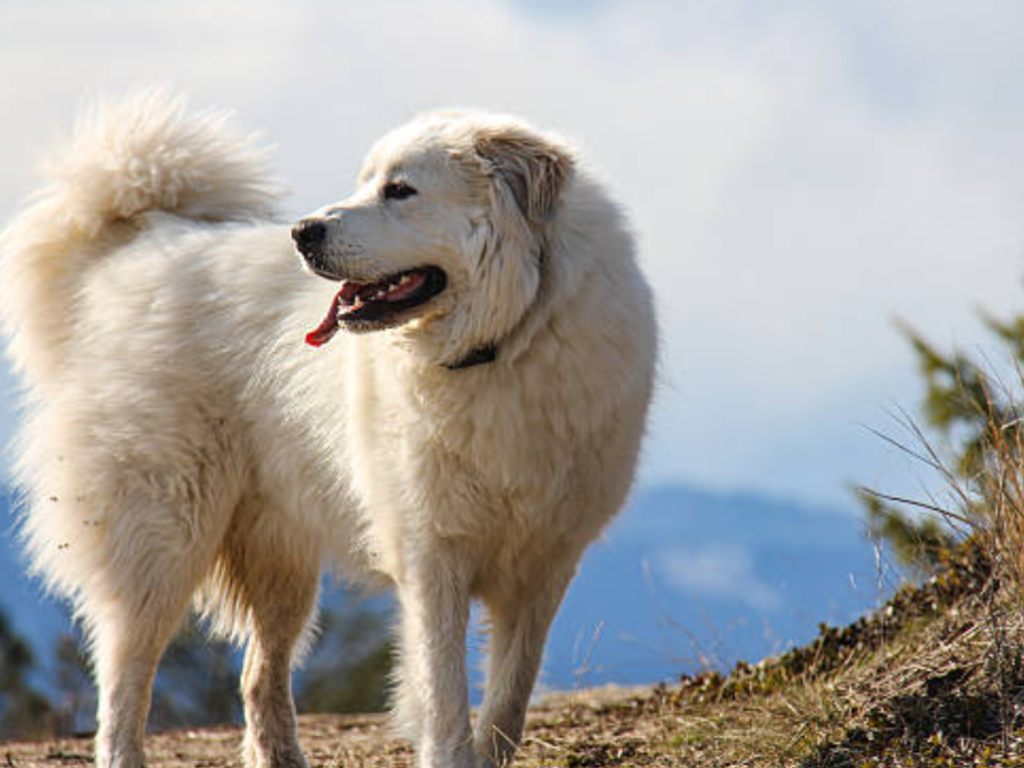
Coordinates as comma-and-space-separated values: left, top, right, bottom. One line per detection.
341, 282, 361, 304
305, 292, 341, 347
305, 272, 428, 348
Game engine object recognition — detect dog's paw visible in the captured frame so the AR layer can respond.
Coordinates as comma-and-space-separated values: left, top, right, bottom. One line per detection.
241, 732, 309, 768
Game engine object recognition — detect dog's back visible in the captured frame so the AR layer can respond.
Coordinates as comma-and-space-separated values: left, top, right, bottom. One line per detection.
0, 89, 280, 390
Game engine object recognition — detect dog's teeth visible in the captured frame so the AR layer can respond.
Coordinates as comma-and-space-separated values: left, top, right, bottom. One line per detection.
375, 289, 387, 299
353, 296, 364, 307
399, 274, 412, 286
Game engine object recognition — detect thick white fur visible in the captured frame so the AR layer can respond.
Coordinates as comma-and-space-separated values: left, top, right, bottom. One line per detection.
0, 91, 656, 768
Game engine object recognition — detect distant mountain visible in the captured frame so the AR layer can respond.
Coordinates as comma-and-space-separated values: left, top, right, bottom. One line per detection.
0, 484, 897, 697
536, 485, 895, 691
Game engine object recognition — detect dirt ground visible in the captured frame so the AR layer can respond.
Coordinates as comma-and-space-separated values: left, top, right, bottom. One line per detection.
1, 686, 668, 768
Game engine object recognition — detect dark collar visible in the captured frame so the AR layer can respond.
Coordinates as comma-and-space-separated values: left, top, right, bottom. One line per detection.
444, 343, 498, 371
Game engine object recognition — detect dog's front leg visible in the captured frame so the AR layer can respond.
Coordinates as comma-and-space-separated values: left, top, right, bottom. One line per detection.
474, 566, 576, 768
393, 552, 475, 768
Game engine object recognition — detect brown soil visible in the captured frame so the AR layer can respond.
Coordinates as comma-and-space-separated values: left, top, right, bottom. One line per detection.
1, 687, 667, 768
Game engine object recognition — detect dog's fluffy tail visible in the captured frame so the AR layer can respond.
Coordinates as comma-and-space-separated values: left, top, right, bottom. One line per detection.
0, 89, 280, 386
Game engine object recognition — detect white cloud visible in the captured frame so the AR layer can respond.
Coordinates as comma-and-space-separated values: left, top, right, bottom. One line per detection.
656, 543, 783, 612
1, 0, 1023, 506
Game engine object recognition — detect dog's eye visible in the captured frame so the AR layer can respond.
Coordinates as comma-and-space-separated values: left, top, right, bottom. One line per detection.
382, 181, 418, 201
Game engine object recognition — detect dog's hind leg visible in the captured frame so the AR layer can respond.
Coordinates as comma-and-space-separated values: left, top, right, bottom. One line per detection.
85, 493, 235, 768
91, 599, 190, 768
474, 566, 576, 768
208, 503, 322, 768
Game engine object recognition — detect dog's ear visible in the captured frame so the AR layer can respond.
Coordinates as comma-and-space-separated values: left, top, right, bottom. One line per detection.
475, 127, 574, 225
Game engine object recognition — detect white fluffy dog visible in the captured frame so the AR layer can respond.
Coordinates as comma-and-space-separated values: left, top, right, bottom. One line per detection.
0, 92, 656, 768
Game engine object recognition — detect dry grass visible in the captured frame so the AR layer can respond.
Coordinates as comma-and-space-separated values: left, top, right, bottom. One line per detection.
647, 387, 1024, 768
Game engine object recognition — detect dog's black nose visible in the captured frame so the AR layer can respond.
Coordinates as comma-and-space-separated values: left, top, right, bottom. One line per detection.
292, 219, 327, 252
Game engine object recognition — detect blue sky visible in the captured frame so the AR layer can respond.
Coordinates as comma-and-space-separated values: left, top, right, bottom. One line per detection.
1, 0, 1023, 510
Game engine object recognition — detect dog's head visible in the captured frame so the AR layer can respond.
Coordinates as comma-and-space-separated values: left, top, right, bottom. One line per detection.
294, 111, 574, 367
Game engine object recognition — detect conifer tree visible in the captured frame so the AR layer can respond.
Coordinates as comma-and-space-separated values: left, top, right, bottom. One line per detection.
295, 599, 393, 715
0, 605, 53, 738
862, 292, 1024, 569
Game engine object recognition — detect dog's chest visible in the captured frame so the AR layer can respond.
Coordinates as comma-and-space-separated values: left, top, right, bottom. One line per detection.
431, 372, 579, 485
352, 362, 585, 529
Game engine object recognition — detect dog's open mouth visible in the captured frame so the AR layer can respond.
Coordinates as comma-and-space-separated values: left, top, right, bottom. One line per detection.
305, 266, 447, 347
